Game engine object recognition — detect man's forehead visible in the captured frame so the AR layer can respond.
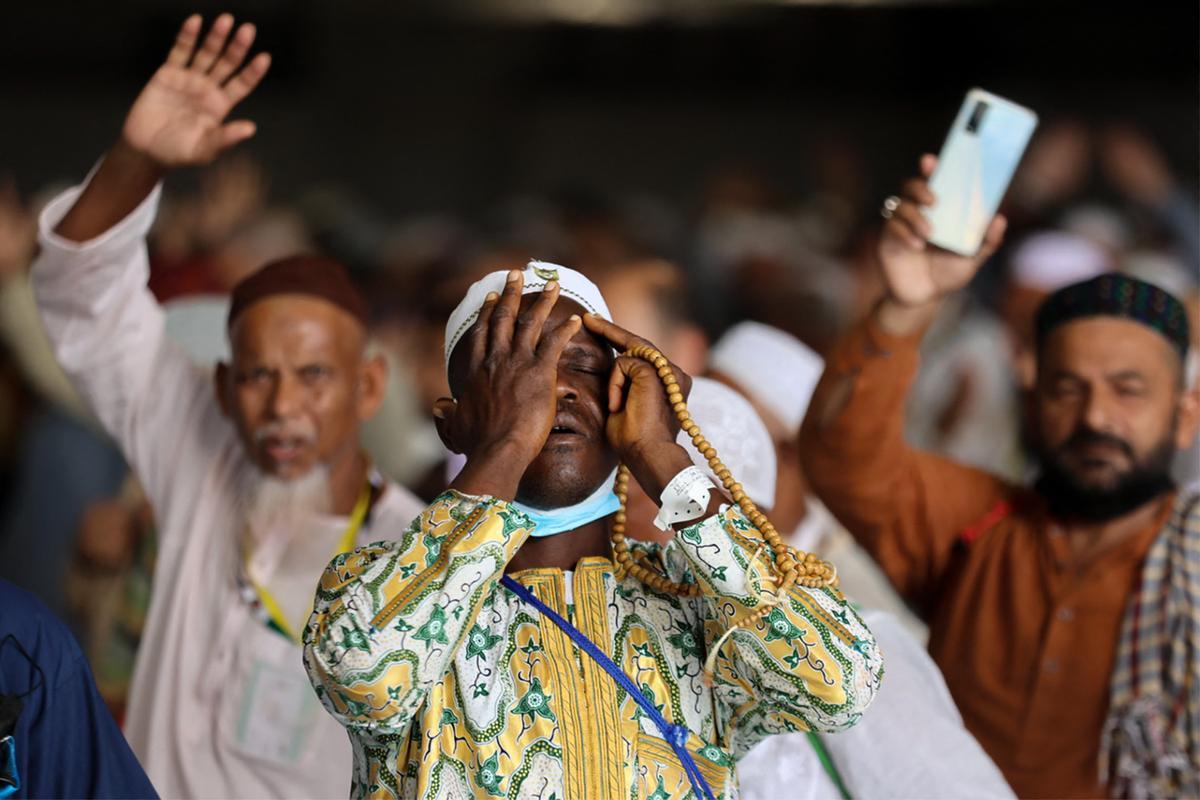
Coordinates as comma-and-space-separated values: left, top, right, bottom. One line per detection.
1041, 316, 1178, 374
230, 294, 363, 350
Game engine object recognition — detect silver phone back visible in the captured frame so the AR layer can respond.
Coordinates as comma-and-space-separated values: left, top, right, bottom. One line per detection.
925, 89, 1038, 256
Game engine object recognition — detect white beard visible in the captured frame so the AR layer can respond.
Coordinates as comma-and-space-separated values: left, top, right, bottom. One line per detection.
240, 463, 331, 534
238, 463, 333, 573
237, 462, 348, 634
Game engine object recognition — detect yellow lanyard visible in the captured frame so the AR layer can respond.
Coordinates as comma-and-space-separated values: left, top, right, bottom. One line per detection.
243, 479, 373, 644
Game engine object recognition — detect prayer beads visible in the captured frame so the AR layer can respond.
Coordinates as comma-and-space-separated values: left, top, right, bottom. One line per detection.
609, 343, 840, 621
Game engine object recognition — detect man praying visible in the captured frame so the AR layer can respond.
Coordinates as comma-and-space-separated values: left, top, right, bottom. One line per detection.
303, 262, 883, 800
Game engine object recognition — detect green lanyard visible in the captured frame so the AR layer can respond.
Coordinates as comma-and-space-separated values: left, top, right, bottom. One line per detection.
807, 731, 852, 800
806, 600, 859, 800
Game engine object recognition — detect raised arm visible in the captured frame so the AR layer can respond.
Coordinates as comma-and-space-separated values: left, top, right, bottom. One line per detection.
55, 13, 270, 241
799, 155, 1011, 610
31, 15, 269, 513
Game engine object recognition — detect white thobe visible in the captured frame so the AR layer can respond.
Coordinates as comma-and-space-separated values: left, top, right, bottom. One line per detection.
32, 180, 425, 800
738, 610, 1014, 800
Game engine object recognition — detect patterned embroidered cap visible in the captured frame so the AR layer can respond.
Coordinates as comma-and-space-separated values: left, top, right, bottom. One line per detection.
1035, 272, 1190, 359
443, 260, 613, 370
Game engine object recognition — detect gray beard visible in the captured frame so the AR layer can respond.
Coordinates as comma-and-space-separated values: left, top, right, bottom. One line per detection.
237, 462, 333, 554
235, 461, 344, 630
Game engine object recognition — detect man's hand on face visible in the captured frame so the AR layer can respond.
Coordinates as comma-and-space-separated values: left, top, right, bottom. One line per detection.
582, 314, 696, 501
122, 13, 271, 170
876, 154, 1007, 335
442, 270, 583, 501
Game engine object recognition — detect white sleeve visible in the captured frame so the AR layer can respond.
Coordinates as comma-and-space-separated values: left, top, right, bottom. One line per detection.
31, 180, 234, 535
822, 610, 1016, 799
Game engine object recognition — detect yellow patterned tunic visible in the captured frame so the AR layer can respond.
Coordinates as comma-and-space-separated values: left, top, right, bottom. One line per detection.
303, 491, 883, 799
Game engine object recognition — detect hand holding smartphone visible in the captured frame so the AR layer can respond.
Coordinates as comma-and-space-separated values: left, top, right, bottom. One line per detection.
924, 88, 1038, 255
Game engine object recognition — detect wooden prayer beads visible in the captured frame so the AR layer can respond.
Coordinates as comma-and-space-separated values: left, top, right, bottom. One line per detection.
609, 343, 839, 626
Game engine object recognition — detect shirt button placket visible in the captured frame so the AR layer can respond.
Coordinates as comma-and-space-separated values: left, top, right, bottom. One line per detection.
1016, 599, 1075, 767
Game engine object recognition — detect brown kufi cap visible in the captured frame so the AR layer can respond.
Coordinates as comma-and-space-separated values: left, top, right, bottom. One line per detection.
227, 255, 369, 330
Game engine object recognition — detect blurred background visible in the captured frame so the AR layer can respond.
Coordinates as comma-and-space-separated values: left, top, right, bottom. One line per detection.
3, 2, 1196, 215
0, 0, 1196, 717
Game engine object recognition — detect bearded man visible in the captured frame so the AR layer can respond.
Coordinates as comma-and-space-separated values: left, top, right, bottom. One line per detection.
30, 15, 423, 797
303, 261, 882, 800
801, 154, 1200, 798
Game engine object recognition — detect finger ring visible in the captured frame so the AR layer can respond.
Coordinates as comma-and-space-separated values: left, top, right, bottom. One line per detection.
880, 195, 901, 220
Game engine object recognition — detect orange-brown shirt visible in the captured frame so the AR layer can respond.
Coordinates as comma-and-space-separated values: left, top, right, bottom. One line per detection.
800, 315, 1173, 800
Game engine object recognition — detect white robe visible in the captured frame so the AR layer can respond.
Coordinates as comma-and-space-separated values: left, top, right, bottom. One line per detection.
33, 179, 426, 799
738, 610, 1014, 800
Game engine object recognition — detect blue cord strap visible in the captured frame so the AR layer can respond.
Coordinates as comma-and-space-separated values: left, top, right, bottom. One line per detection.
500, 575, 718, 800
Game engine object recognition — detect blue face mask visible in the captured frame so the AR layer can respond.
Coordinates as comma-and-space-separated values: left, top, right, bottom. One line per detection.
512, 469, 621, 538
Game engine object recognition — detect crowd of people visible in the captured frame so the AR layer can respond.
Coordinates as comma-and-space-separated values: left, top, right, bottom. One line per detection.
0, 11, 1196, 800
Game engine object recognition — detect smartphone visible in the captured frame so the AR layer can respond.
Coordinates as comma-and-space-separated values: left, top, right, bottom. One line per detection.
924, 88, 1038, 256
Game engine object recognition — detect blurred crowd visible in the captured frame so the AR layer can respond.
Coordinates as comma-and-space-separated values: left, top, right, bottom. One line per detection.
1, 116, 1197, 719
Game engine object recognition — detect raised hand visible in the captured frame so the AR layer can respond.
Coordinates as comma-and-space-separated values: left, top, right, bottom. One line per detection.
581, 314, 695, 499
55, 14, 271, 242
439, 271, 582, 500
123, 14, 271, 168
876, 154, 1006, 330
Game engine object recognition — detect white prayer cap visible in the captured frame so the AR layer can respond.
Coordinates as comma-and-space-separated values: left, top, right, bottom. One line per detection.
1122, 250, 1198, 301
443, 260, 613, 370
678, 377, 776, 508
1010, 231, 1112, 292
1061, 204, 1133, 254
709, 321, 824, 437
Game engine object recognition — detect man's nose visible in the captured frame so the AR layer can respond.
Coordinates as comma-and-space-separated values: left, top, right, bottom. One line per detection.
556, 371, 581, 403
1081, 386, 1116, 434
268, 373, 302, 418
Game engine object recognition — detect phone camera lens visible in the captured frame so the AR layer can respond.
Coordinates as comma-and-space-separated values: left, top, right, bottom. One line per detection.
966, 101, 989, 134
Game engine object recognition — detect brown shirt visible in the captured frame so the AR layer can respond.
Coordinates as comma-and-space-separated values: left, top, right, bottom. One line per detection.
800, 316, 1172, 800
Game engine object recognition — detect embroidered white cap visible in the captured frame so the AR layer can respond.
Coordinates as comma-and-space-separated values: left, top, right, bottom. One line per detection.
443, 260, 613, 371
709, 321, 824, 437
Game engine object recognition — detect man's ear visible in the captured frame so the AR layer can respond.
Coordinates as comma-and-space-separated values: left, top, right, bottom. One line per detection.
356, 353, 388, 422
432, 397, 461, 453
214, 362, 232, 418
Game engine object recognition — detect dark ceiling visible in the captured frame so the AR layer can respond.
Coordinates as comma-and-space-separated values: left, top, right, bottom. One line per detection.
2, 2, 1195, 216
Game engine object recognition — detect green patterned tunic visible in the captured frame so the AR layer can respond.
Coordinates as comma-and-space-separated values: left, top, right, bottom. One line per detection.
303, 491, 883, 799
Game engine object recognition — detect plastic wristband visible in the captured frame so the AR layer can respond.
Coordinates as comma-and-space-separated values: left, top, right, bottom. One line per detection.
653, 466, 713, 531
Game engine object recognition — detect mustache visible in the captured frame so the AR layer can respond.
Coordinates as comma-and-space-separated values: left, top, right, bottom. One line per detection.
1057, 426, 1134, 460
253, 420, 317, 445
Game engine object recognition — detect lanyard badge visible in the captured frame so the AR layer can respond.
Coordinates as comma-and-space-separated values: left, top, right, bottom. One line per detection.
238, 474, 377, 643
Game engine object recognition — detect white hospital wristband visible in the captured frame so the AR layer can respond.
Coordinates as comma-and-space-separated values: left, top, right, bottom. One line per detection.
653, 466, 713, 531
